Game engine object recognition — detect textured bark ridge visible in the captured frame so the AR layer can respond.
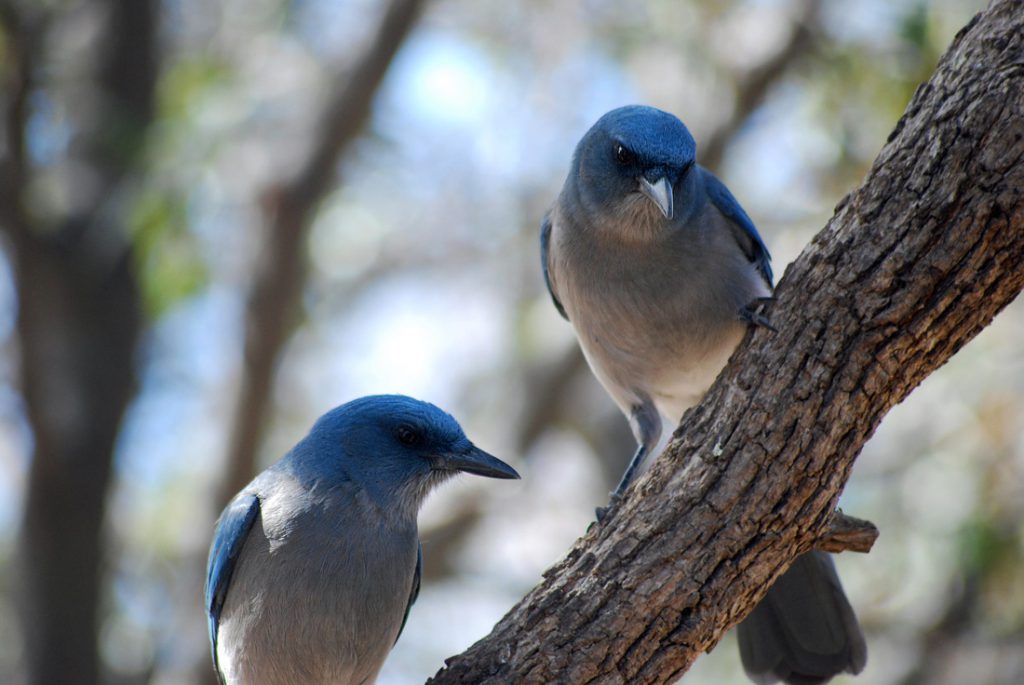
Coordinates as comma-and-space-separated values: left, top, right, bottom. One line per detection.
428, 2, 1024, 684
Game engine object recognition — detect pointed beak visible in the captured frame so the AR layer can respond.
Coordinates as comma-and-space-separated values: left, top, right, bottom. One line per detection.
432, 445, 520, 480
638, 176, 674, 220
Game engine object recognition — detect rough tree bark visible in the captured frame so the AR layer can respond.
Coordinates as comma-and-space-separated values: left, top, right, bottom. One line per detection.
217, 0, 424, 508
0, 2, 156, 684
429, 2, 1024, 683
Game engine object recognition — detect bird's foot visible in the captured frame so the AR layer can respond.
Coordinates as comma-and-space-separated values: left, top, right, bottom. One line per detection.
739, 297, 777, 332
593, 493, 623, 525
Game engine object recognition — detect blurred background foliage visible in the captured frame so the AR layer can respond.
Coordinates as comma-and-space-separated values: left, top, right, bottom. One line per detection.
1, 0, 1021, 684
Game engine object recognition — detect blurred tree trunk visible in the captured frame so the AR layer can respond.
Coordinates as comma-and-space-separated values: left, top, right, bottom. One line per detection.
185, 3, 424, 682
429, 2, 1024, 683
0, 2, 156, 685
216, 0, 424, 508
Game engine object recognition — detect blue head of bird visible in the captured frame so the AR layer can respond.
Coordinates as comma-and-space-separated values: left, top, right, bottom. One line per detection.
288, 395, 519, 520
568, 105, 699, 229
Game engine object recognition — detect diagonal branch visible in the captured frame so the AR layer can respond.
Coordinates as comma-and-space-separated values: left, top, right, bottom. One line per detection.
429, 2, 1024, 683
700, 0, 821, 171
218, 0, 424, 507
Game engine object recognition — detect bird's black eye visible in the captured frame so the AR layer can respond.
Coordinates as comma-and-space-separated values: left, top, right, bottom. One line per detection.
615, 144, 634, 165
395, 425, 420, 446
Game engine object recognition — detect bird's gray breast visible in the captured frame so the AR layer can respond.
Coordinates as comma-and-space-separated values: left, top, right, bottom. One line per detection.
550, 206, 764, 418
216, 477, 419, 685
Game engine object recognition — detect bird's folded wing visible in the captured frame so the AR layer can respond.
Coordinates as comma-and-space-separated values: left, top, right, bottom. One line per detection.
396, 543, 422, 643
205, 493, 261, 677
701, 167, 774, 286
540, 213, 569, 320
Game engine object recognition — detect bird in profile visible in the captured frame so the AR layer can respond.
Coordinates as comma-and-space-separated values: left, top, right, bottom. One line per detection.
541, 105, 865, 684
205, 395, 520, 685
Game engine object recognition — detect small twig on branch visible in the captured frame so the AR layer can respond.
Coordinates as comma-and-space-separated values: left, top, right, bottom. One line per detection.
816, 511, 879, 554
428, 3, 1024, 682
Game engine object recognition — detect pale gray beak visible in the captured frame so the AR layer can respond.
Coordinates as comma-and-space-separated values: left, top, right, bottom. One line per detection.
638, 176, 674, 220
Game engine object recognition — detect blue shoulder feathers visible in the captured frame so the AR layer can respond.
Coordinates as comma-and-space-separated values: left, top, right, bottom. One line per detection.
701, 167, 773, 286
205, 492, 261, 681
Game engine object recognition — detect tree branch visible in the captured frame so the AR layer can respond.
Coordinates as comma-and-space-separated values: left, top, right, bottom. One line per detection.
816, 511, 878, 554
218, 0, 424, 507
429, 2, 1024, 682
700, 0, 820, 171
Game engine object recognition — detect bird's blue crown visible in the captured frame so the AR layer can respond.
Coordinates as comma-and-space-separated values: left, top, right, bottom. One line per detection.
586, 105, 696, 171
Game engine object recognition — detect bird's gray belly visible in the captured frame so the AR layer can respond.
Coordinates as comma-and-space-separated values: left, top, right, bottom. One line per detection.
563, 261, 749, 420
216, 505, 416, 685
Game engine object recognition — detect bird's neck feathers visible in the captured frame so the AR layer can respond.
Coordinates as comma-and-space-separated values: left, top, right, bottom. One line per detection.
558, 191, 680, 249
354, 474, 427, 526
606, 193, 675, 243
393, 469, 457, 521
278, 435, 427, 527
339, 459, 436, 527
561, 169, 705, 247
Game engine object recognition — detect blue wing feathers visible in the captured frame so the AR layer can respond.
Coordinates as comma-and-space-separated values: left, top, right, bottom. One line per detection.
540, 214, 569, 320
701, 168, 773, 286
396, 543, 422, 643
205, 493, 261, 680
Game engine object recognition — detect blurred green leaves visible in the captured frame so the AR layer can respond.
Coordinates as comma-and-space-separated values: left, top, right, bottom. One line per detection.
129, 57, 233, 316
159, 56, 232, 122
130, 188, 204, 317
